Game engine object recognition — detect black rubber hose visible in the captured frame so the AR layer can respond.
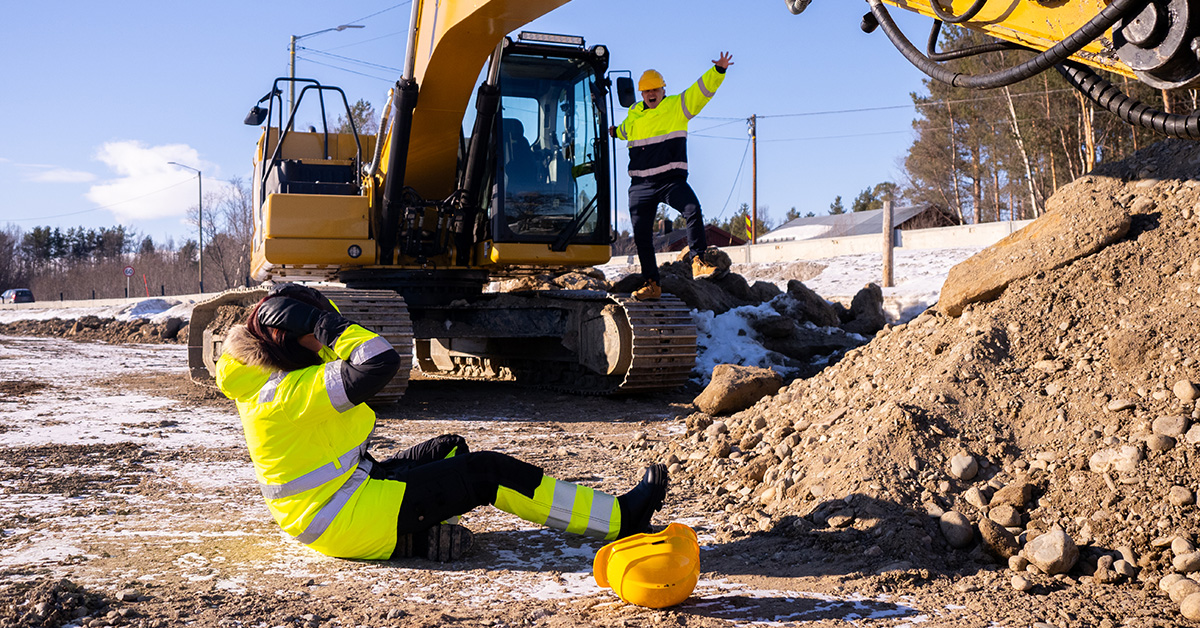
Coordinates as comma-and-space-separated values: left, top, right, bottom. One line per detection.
926, 19, 1024, 62
1057, 61, 1200, 139
929, 0, 988, 24
867, 0, 1140, 89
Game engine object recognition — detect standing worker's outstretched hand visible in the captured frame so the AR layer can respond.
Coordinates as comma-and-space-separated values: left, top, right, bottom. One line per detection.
714, 51, 734, 70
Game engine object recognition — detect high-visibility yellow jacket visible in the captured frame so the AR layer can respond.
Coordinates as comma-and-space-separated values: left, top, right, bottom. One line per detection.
613, 65, 726, 179
216, 314, 402, 559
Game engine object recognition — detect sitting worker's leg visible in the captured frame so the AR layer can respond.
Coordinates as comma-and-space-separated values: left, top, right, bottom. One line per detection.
393, 452, 668, 542
373, 434, 468, 478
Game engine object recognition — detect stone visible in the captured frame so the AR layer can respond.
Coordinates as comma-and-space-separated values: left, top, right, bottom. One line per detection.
1153, 415, 1190, 437
1088, 445, 1143, 474
1162, 573, 1186, 592
1173, 537, 1195, 556
1169, 486, 1196, 507
964, 486, 989, 510
1176, 380, 1199, 402
1113, 559, 1137, 578
1010, 555, 1030, 571
939, 511, 974, 549
978, 517, 1019, 559
1011, 575, 1033, 592
1187, 424, 1200, 445
694, 364, 784, 416
1146, 434, 1176, 452
1183, 592, 1200, 621
1170, 577, 1200, 603
949, 454, 978, 481
988, 504, 1022, 528
1174, 551, 1200, 573
1106, 398, 1136, 412
1024, 528, 1079, 575
840, 283, 887, 336
990, 482, 1034, 509
116, 589, 139, 602
1094, 555, 1120, 584
779, 280, 842, 328
937, 197, 1131, 317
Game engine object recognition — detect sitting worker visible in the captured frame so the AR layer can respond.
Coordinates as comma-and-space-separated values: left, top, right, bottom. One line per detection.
215, 284, 669, 561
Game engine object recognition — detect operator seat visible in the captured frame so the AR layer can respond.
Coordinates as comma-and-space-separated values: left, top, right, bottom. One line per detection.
502, 118, 538, 191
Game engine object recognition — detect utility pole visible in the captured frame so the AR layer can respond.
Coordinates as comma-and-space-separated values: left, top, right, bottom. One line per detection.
882, 200, 894, 288
749, 114, 758, 244
167, 162, 203, 293
288, 25, 365, 122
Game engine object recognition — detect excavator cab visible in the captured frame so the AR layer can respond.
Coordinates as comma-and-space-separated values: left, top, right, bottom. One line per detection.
476, 34, 613, 267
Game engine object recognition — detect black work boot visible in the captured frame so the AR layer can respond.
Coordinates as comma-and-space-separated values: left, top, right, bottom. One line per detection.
393, 524, 474, 562
616, 464, 669, 538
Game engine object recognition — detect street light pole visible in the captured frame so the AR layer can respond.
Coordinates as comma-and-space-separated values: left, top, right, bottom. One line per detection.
288, 24, 365, 120
168, 162, 203, 293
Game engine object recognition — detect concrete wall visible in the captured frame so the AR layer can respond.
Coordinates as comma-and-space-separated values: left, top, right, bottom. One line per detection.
607, 219, 1033, 266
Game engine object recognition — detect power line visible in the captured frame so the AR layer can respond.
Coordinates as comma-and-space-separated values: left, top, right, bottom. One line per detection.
299, 47, 403, 74
8, 178, 195, 222
716, 138, 752, 219
295, 55, 393, 82
344, 2, 411, 26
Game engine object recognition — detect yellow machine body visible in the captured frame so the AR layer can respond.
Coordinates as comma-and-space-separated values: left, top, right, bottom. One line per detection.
881, 0, 1136, 79
593, 522, 700, 609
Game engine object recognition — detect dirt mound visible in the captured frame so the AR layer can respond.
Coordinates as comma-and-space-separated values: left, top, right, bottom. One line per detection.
656, 139, 1200, 622
0, 315, 187, 345
0, 578, 113, 628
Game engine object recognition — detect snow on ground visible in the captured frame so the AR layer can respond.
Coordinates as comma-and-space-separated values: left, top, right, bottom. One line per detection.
1, 247, 980, 387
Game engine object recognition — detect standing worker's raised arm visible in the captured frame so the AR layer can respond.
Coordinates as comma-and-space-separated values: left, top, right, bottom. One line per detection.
680, 52, 733, 120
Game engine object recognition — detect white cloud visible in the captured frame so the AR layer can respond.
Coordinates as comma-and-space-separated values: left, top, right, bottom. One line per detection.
85, 141, 224, 221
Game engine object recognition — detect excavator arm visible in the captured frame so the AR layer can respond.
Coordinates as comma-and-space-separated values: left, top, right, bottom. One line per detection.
790, 0, 1200, 139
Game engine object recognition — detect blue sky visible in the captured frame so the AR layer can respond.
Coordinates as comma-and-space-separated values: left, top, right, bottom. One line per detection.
0, 1, 932, 245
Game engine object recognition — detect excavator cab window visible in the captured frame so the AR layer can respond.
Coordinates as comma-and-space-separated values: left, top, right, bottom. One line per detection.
490, 51, 609, 245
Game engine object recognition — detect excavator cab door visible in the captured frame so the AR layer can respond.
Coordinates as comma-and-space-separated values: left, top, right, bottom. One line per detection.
478, 39, 613, 267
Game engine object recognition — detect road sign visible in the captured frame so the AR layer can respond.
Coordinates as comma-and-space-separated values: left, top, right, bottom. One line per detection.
123, 266, 135, 277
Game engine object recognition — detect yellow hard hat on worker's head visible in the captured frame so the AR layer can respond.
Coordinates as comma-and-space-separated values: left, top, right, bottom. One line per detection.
593, 522, 700, 608
638, 69, 665, 92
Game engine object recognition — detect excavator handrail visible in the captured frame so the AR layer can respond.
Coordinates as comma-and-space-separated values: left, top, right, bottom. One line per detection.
257, 79, 365, 208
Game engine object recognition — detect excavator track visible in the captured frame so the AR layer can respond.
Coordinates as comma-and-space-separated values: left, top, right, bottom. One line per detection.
422, 293, 696, 395
319, 288, 414, 405
188, 287, 413, 407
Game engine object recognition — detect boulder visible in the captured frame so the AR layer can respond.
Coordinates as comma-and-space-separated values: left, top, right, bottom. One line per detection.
937, 195, 1131, 317
939, 511, 974, 549
1024, 528, 1079, 575
978, 517, 1019, 559
694, 364, 783, 416
161, 317, 186, 340
840, 283, 887, 336
779, 280, 841, 328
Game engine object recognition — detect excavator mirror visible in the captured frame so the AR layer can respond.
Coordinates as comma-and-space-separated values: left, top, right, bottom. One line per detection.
616, 77, 636, 108
244, 106, 268, 126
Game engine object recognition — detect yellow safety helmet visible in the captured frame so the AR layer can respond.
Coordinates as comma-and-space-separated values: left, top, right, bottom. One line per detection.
593, 522, 700, 608
638, 69, 665, 92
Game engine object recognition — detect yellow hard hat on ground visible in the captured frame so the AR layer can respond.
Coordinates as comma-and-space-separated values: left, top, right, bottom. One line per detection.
638, 70, 665, 91
593, 522, 700, 608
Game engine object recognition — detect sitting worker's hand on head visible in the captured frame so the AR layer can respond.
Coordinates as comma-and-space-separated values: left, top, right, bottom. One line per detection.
257, 297, 323, 338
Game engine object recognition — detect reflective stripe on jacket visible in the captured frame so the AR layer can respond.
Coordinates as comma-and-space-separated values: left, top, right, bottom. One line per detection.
614, 65, 726, 178
216, 312, 402, 560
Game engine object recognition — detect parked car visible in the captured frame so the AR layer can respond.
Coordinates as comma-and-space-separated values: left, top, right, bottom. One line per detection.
1, 288, 35, 303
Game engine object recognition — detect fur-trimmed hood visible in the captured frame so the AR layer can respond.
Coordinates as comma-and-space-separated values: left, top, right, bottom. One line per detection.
222, 325, 278, 370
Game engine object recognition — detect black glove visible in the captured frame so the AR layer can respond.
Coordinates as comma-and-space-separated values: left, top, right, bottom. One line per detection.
267, 283, 334, 311
257, 297, 323, 337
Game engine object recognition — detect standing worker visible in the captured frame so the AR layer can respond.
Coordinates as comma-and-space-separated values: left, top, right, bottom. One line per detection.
611, 52, 734, 301
216, 284, 669, 562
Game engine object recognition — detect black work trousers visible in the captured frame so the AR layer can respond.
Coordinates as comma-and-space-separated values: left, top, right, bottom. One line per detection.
370, 434, 543, 538
628, 173, 707, 283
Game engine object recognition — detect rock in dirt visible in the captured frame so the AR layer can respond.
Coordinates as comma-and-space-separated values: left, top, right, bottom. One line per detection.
978, 517, 1019, 559
937, 191, 1131, 317
693, 364, 783, 416
949, 454, 978, 481
939, 511, 974, 549
1024, 528, 1079, 575
1182, 592, 1200, 621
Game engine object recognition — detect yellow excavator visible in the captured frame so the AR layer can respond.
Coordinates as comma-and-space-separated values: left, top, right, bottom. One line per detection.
189, 0, 1200, 404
